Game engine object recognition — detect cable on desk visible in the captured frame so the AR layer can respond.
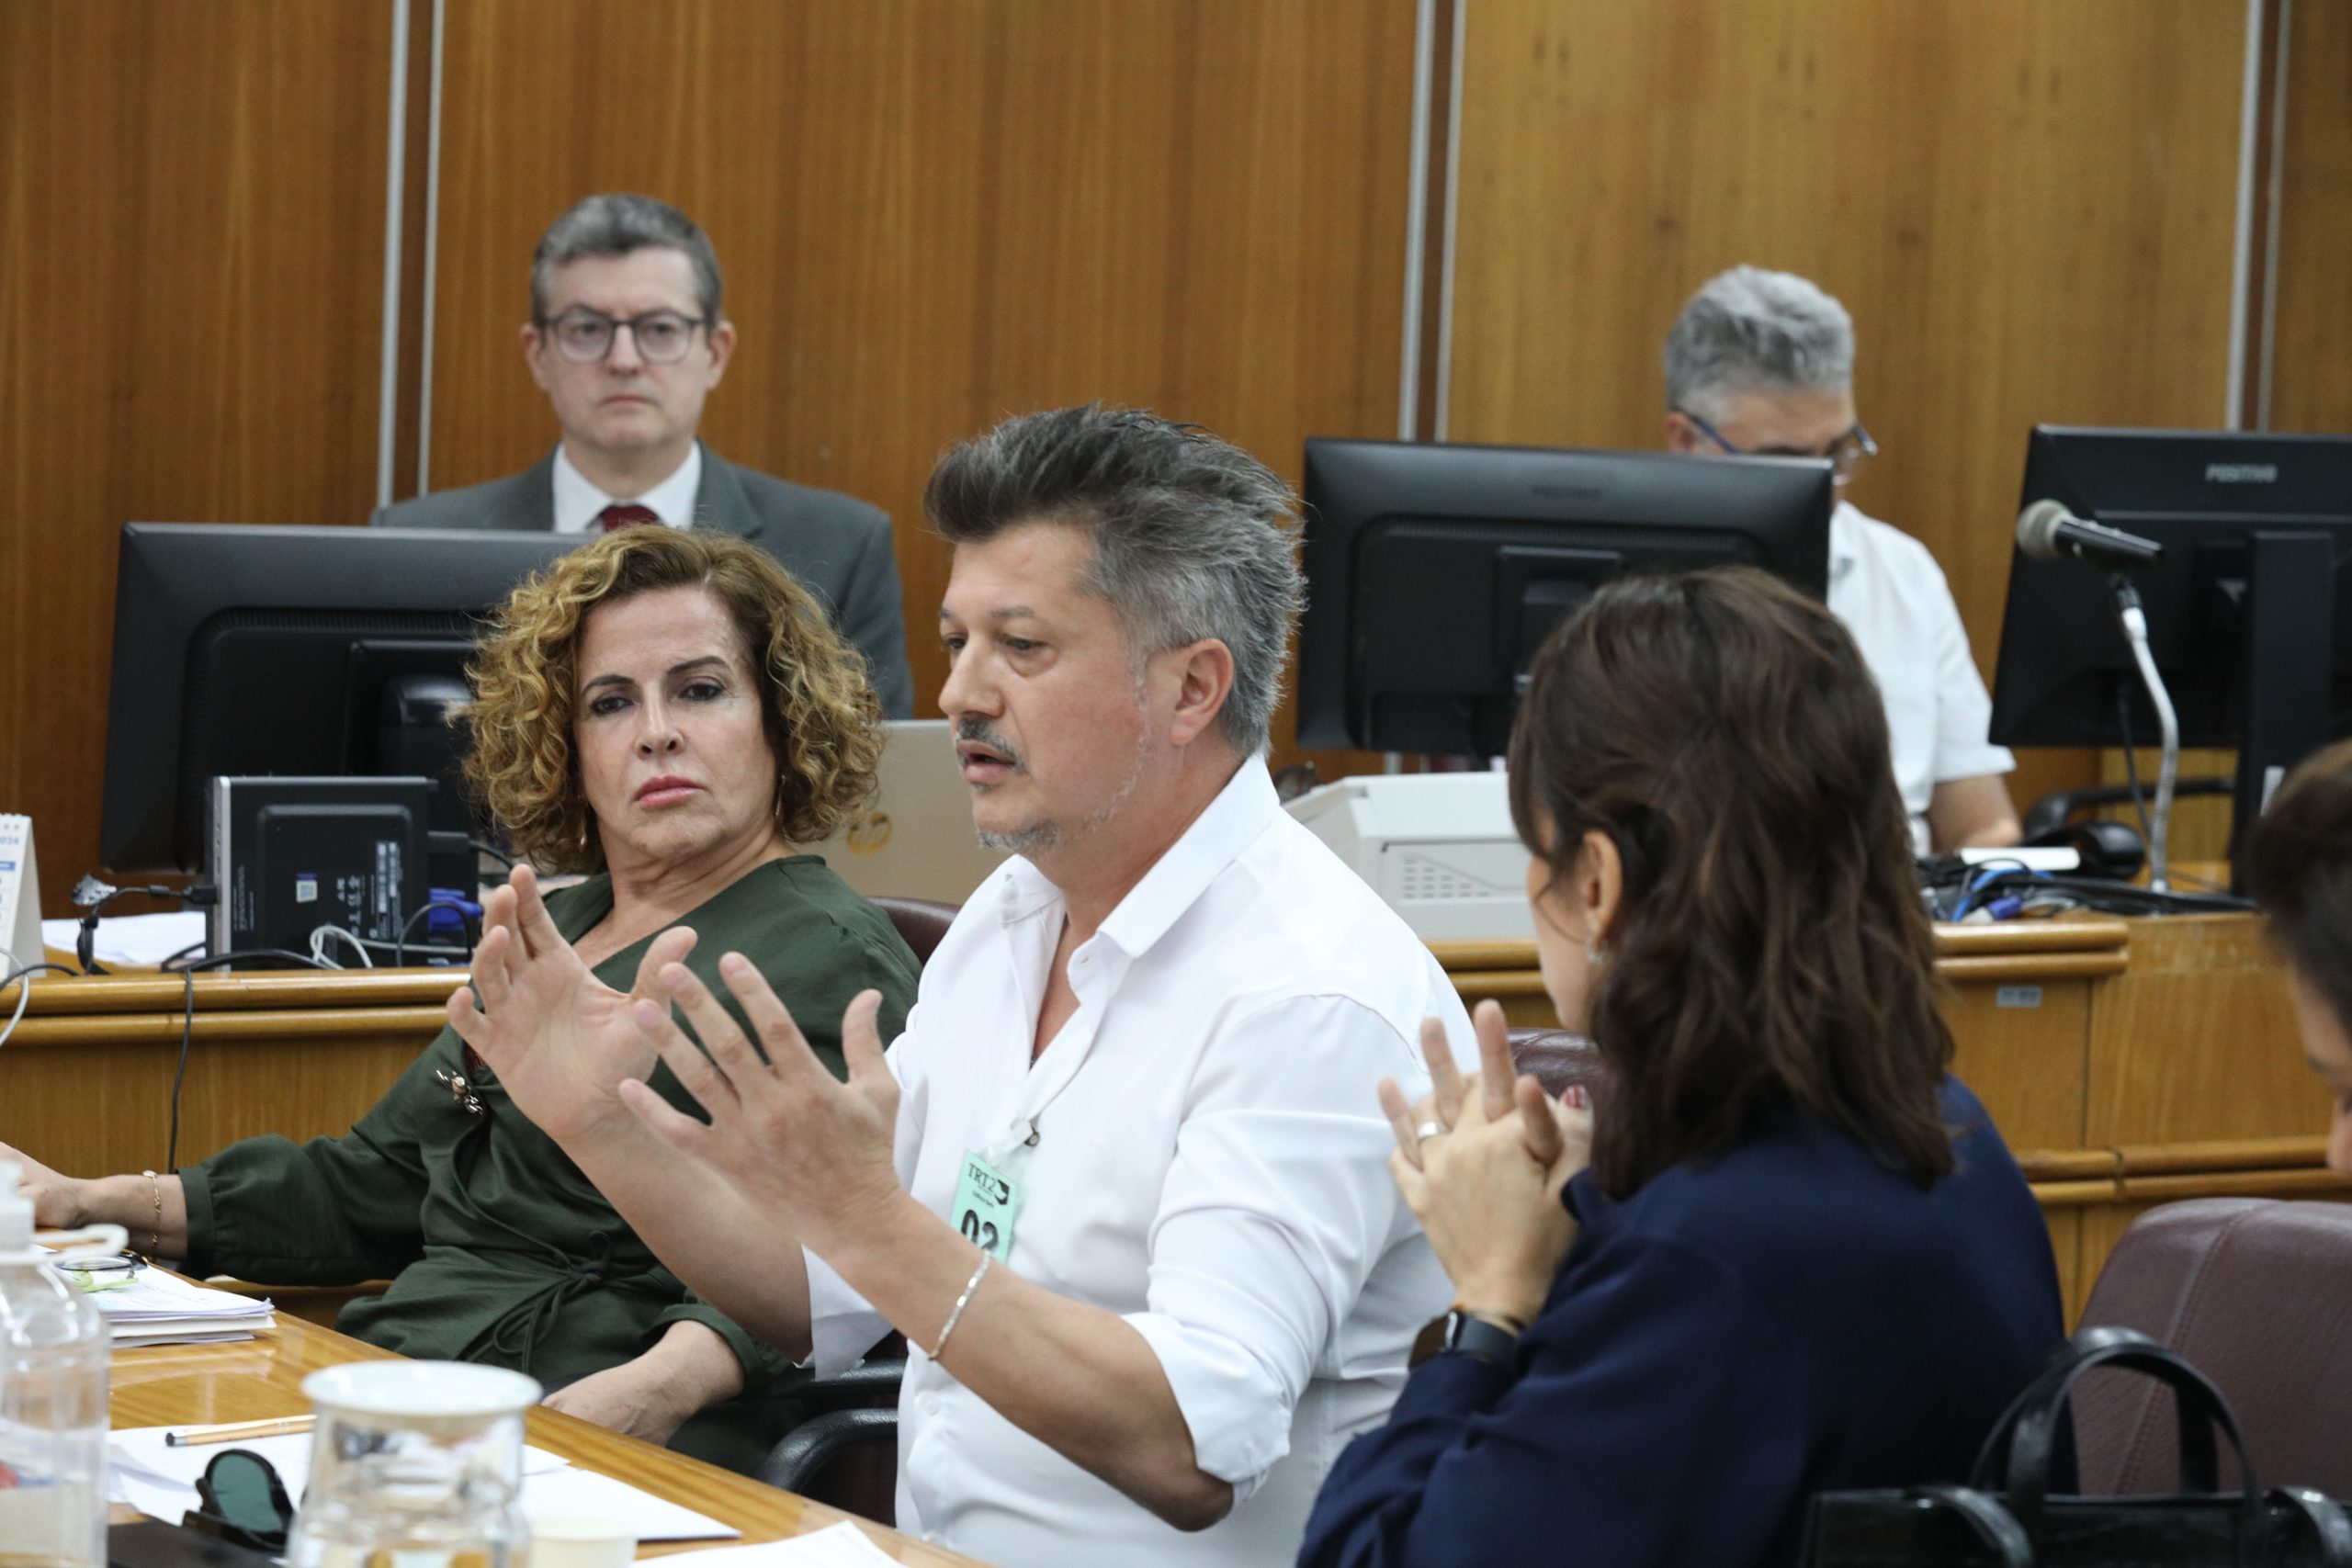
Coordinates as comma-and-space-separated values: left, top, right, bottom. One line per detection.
396, 899, 480, 968
160, 950, 333, 1173
309, 925, 377, 970
0, 963, 80, 1052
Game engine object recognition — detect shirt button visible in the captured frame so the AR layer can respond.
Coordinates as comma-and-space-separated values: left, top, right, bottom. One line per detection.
921, 1393, 942, 1416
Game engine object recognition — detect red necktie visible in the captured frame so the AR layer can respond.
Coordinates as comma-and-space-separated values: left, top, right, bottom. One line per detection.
598, 503, 659, 532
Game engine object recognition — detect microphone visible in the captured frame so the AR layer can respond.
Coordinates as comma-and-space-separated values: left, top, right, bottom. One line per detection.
2017, 500, 2164, 569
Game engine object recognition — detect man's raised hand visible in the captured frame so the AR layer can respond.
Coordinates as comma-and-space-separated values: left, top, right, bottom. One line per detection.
446, 864, 698, 1140
616, 953, 904, 1257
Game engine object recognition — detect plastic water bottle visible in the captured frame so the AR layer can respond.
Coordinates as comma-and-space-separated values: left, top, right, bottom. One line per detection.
0, 1162, 113, 1568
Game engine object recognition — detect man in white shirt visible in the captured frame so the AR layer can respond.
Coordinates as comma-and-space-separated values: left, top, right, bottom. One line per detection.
1663, 265, 2020, 854
371, 193, 911, 715
450, 405, 1464, 1565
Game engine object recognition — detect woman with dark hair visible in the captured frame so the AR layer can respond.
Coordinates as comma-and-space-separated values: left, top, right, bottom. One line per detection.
0, 525, 919, 1474
1301, 567, 2064, 1567
2245, 738, 2352, 1172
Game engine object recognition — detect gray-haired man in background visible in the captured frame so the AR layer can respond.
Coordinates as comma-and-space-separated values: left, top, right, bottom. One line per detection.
1663, 265, 2020, 853
374, 193, 911, 716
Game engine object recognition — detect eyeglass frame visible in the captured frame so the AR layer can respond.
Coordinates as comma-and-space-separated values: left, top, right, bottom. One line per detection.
533, 307, 713, 366
1675, 407, 1878, 487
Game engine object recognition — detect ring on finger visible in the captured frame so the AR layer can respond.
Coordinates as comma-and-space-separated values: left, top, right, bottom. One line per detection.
1414, 1121, 1449, 1142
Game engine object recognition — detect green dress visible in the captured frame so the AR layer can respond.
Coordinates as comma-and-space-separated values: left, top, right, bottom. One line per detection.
178, 856, 920, 1476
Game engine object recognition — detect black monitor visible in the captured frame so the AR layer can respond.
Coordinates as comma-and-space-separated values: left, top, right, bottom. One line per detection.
1295, 439, 1837, 754
100, 524, 579, 875
1988, 426, 2352, 853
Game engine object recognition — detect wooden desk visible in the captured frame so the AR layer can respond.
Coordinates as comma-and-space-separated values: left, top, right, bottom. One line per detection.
110, 1310, 972, 1563
1438, 913, 2350, 1319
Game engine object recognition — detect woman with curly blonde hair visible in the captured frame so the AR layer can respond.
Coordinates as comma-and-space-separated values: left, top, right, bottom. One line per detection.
0, 526, 920, 1475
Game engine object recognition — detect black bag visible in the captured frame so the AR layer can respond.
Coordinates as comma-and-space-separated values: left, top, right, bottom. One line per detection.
1802, 1326, 2352, 1566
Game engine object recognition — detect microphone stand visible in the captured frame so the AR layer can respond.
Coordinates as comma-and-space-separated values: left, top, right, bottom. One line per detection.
2110, 575, 2177, 891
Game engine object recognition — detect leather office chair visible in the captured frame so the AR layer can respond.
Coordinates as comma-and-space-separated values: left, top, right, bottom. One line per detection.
2073, 1198, 2352, 1496
869, 897, 957, 966
760, 1351, 904, 1524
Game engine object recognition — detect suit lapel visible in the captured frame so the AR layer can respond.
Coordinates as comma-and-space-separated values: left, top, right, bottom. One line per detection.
514, 453, 560, 531
693, 448, 764, 544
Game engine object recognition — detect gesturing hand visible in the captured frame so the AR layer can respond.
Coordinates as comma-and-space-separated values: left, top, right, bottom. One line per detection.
1375, 999, 1593, 1328
617, 953, 904, 1258
446, 865, 697, 1141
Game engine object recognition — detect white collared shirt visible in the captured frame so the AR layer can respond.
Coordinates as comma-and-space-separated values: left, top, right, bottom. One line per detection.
549, 441, 702, 534
1826, 501, 2015, 854
805, 760, 1462, 1567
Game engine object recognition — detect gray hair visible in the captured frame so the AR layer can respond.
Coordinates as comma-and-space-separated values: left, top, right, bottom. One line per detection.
1663, 265, 1855, 423
530, 194, 722, 323
924, 404, 1305, 757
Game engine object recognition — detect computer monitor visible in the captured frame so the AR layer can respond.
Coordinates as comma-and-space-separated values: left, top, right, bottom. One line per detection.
100, 524, 580, 875
1295, 439, 1837, 754
1988, 426, 2352, 853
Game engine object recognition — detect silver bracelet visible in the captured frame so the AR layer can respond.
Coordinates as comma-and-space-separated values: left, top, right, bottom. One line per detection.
931, 1249, 993, 1361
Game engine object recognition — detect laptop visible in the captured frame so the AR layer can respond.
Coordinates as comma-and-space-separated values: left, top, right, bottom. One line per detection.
808, 720, 1008, 905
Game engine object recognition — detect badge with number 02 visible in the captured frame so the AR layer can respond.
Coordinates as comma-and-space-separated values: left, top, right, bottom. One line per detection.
951, 1147, 1023, 1262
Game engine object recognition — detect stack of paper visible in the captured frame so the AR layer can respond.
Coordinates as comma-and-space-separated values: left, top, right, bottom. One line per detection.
107, 1427, 741, 1544
70, 1267, 275, 1348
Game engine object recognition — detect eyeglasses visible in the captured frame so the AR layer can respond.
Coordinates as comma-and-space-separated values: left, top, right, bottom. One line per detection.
1677, 408, 1878, 488
537, 308, 708, 366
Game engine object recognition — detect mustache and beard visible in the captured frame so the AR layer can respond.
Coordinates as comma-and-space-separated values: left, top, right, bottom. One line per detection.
956, 705, 1152, 856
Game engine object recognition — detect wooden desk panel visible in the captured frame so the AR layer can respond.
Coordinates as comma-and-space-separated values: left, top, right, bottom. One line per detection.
1435, 919, 2131, 1156
2084, 914, 2324, 1146
1, 970, 458, 1177
109, 1309, 972, 1563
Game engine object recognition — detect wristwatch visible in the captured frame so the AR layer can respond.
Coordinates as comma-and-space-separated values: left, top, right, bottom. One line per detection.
1434, 1309, 1521, 1367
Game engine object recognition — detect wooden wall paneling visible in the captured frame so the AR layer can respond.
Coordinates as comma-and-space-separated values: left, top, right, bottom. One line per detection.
2084, 914, 2324, 1146
0, 3, 397, 916
424, 0, 1419, 774
1444, 0, 2254, 818
2266, 0, 2352, 434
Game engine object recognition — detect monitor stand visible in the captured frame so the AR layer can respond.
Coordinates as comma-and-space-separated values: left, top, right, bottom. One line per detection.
2231, 529, 2336, 889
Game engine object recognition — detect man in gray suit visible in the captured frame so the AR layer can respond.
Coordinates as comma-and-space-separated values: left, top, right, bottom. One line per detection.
372, 194, 913, 716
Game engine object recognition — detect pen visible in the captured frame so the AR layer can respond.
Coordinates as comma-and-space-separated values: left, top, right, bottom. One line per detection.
164, 1415, 316, 1448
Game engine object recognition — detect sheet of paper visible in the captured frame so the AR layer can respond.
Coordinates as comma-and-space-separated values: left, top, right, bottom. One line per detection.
652, 1522, 901, 1567
40, 909, 207, 967
517, 1465, 739, 1541
108, 1427, 734, 1543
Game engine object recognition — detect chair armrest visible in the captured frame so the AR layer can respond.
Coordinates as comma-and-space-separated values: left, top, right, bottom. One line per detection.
800, 1358, 906, 1413
759, 1406, 898, 1495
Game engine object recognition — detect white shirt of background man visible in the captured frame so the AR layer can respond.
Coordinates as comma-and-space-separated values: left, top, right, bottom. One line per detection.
1826, 501, 2016, 855
806, 760, 1462, 1568
549, 440, 703, 534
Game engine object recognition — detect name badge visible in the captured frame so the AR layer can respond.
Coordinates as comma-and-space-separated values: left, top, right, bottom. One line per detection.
951, 1148, 1024, 1261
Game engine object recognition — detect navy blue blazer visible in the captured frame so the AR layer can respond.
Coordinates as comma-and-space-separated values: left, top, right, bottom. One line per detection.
1300, 1077, 2064, 1568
